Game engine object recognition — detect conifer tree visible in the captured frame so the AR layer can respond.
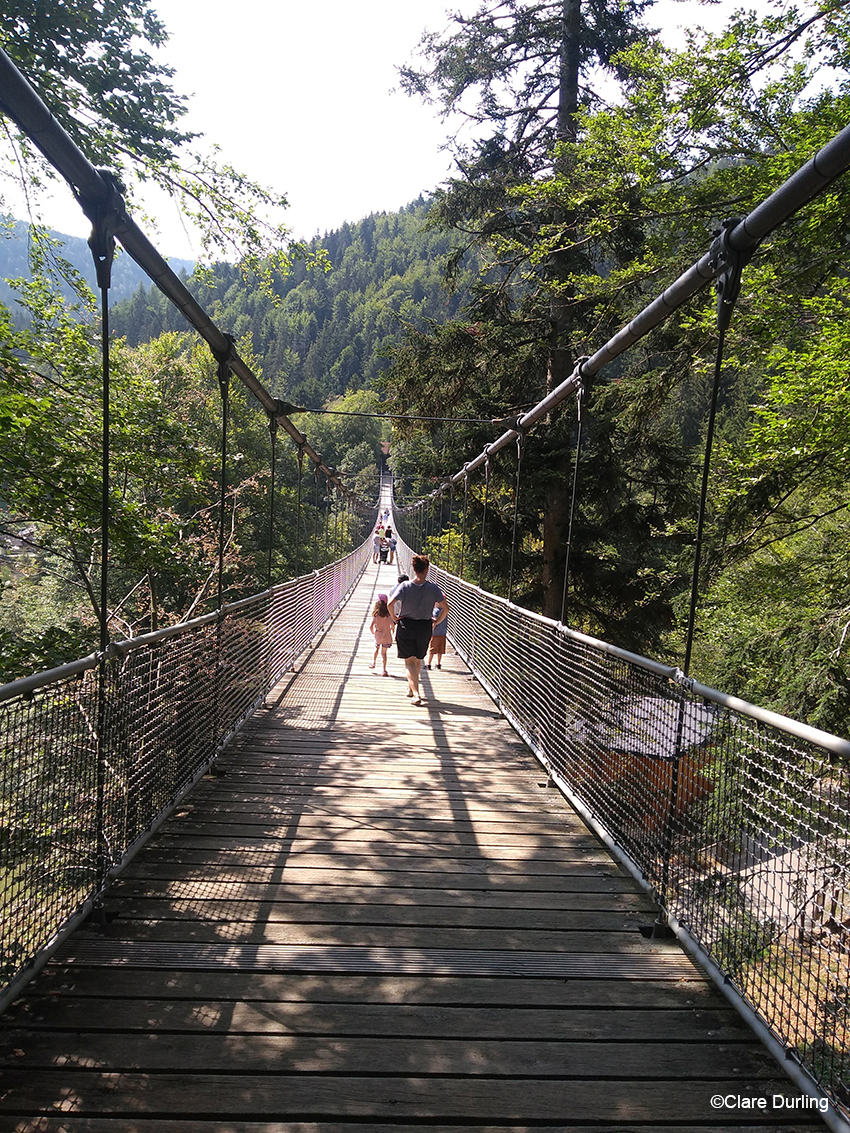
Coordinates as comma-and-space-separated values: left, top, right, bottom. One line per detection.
391, 0, 683, 643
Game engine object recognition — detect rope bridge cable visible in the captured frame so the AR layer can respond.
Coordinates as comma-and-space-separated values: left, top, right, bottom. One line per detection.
312, 467, 321, 571
79, 178, 118, 902
267, 413, 278, 592
295, 407, 516, 424
294, 445, 305, 578
460, 468, 470, 578
681, 221, 753, 679
478, 450, 492, 589
560, 376, 585, 625
214, 344, 234, 612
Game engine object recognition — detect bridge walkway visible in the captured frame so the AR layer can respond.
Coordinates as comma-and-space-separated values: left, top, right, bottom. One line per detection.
0, 561, 824, 1130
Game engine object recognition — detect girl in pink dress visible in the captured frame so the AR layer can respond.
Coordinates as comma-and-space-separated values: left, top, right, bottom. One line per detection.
369, 594, 393, 676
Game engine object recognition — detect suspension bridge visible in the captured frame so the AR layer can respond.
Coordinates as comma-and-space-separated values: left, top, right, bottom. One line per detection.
0, 520, 832, 1129
1, 43, 850, 1133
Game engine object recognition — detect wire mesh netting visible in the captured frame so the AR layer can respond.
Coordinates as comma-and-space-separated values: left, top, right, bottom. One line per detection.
392, 524, 850, 1117
0, 541, 370, 999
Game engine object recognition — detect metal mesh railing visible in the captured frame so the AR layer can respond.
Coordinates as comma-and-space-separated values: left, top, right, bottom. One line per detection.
0, 539, 370, 1002
393, 529, 850, 1118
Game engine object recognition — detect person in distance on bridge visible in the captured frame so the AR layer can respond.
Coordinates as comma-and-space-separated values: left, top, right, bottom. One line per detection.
389, 554, 448, 706
385, 526, 397, 565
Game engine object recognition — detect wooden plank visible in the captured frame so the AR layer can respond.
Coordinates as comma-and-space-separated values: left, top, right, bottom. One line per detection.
0, 1072, 814, 1122
132, 845, 615, 866
77, 923, 664, 951
116, 865, 633, 890
101, 898, 651, 930
150, 828, 604, 849
1, 1034, 779, 1077
107, 878, 650, 907
177, 792, 575, 813
21, 972, 714, 1005
164, 814, 587, 835
5, 1000, 753, 1040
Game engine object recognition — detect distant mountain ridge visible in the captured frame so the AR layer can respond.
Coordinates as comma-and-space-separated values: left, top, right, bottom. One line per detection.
0, 217, 194, 317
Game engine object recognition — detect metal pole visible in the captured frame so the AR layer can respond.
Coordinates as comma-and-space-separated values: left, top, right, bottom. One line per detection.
560, 381, 584, 624
216, 357, 231, 612
460, 472, 469, 579
86, 198, 116, 906
478, 455, 491, 589
294, 445, 304, 577
312, 470, 320, 569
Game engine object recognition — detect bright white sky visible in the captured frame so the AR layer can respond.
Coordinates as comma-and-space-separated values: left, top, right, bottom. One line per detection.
9, 0, 752, 260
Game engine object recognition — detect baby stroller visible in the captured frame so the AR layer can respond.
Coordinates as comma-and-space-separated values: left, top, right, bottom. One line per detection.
379, 541, 389, 564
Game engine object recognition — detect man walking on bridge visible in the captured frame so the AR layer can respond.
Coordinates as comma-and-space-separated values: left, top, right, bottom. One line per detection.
389, 554, 448, 706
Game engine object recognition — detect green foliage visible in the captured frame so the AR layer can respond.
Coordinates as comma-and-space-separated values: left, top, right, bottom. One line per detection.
388, 0, 702, 641
0, 291, 376, 680
690, 504, 850, 733
0, 219, 194, 319
0, 622, 91, 677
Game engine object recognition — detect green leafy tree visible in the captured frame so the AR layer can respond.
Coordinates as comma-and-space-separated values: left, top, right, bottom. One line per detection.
111, 200, 478, 405
0, 299, 328, 678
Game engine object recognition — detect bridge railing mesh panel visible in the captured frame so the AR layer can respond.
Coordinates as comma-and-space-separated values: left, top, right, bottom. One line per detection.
0, 539, 370, 998
407, 546, 849, 1117
1, 668, 100, 988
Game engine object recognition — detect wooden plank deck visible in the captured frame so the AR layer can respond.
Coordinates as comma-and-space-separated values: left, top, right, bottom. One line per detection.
0, 562, 827, 1131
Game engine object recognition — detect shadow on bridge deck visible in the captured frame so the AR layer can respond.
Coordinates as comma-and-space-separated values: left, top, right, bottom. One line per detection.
0, 562, 826, 1130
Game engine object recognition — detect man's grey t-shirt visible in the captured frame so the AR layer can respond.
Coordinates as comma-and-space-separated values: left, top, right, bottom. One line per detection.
390, 578, 444, 620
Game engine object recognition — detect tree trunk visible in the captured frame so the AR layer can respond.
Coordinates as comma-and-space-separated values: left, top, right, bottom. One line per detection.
541, 0, 581, 619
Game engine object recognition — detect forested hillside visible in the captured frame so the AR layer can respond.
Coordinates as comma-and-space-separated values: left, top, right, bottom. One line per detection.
112, 199, 474, 405
0, 201, 459, 681
0, 218, 194, 321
